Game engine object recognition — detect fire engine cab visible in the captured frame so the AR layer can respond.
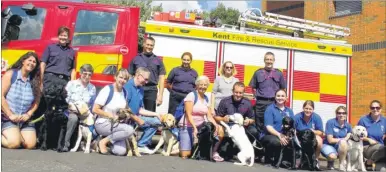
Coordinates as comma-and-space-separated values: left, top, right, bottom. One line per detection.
1, 1, 140, 88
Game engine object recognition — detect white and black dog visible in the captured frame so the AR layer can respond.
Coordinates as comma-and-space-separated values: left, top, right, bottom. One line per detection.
347, 125, 368, 172
68, 101, 97, 154
220, 113, 254, 167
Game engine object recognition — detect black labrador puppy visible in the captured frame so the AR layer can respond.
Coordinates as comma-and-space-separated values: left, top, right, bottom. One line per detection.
297, 129, 320, 171
39, 84, 68, 152
191, 122, 217, 161
275, 116, 297, 169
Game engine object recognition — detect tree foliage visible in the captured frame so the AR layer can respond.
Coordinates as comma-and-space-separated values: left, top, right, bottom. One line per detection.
209, 3, 240, 25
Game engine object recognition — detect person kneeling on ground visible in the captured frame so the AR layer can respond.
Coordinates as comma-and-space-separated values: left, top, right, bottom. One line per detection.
321, 106, 351, 171
214, 82, 258, 162
178, 76, 222, 159
124, 67, 163, 154
1, 52, 42, 149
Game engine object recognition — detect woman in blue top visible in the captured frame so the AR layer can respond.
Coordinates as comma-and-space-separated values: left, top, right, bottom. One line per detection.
293, 100, 324, 169
357, 100, 386, 170
261, 89, 295, 166
1, 52, 41, 149
321, 106, 352, 171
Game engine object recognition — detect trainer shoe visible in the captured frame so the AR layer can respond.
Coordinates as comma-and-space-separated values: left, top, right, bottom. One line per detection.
138, 146, 152, 154
327, 161, 335, 170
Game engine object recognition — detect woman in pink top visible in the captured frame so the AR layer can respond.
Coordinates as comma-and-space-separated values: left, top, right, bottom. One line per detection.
179, 76, 222, 159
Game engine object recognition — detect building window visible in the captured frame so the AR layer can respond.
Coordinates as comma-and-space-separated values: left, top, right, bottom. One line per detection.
333, 0, 362, 17
2, 6, 46, 41
72, 10, 118, 46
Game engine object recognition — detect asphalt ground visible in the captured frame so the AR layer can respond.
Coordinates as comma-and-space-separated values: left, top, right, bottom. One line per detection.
1, 148, 337, 172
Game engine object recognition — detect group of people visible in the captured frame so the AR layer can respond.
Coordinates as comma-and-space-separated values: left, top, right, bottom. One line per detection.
1, 26, 385, 171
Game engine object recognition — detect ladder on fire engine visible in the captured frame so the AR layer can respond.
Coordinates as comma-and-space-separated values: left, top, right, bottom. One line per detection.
237, 8, 350, 40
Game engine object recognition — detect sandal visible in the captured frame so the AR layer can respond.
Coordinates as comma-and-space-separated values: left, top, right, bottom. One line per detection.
213, 152, 224, 162
97, 139, 110, 155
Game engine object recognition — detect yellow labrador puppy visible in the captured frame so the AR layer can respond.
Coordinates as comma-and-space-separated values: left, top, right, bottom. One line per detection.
149, 114, 179, 156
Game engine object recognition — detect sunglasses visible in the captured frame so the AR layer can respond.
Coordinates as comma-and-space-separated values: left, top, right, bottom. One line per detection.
370, 106, 381, 110
336, 112, 347, 115
225, 66, 233, 69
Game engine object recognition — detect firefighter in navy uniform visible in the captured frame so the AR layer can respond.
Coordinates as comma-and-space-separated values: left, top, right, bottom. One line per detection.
249, 52, 286, 150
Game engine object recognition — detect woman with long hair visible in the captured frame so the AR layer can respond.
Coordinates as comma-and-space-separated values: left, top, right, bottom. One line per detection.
1, 51, 41, 149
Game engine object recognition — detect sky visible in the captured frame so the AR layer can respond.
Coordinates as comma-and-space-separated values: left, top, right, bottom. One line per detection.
65, 0, 262, 13
151, 1, 262, 12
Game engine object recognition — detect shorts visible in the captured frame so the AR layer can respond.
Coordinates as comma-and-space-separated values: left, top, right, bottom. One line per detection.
179, 127, 194, 151
178, 123, 205, 151
321, 143, 340, 157
1, 121, 35, 132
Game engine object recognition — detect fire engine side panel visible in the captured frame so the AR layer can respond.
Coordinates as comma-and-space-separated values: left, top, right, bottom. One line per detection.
292, 51, 349, 129
222, 43, 289, 96
150, 35, 218, 115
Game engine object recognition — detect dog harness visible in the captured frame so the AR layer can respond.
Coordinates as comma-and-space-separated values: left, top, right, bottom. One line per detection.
80, 123, 98, 140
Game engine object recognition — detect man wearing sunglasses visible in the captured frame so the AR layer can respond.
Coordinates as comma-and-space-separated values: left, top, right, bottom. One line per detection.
249, 52, 286, 141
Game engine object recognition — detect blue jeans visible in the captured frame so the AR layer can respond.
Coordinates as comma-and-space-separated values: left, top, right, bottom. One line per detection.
137, 116, 161, 147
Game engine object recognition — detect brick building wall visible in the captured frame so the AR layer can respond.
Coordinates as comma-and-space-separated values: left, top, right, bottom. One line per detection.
261, 0, 386, 124
266, 1, 304, 18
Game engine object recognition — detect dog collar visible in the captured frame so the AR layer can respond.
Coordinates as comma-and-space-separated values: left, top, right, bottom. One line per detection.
350, 136, 361, 142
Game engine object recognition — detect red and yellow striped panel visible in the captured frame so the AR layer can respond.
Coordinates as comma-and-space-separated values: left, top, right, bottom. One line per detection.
293, 70, 347, 104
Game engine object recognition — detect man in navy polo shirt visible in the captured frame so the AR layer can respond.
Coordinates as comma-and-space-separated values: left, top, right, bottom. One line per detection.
215, 82, 258, 160
128, 37, 166, 112
124, 67, 162, 154
249, 52, 286, 137
216, 82, 257, 140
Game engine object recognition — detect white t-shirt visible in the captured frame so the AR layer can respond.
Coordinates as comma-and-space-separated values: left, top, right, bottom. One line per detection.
94, 85, 127, 124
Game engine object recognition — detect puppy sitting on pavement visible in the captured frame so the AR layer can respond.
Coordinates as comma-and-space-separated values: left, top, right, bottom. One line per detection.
68, 101, 97, 154
297, 129, 319, 171
220, 113, 254, 167
149, 114, 179, 156
116, 108, 144, 157
347, 125, 368, 172
275, 116, 299, 169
